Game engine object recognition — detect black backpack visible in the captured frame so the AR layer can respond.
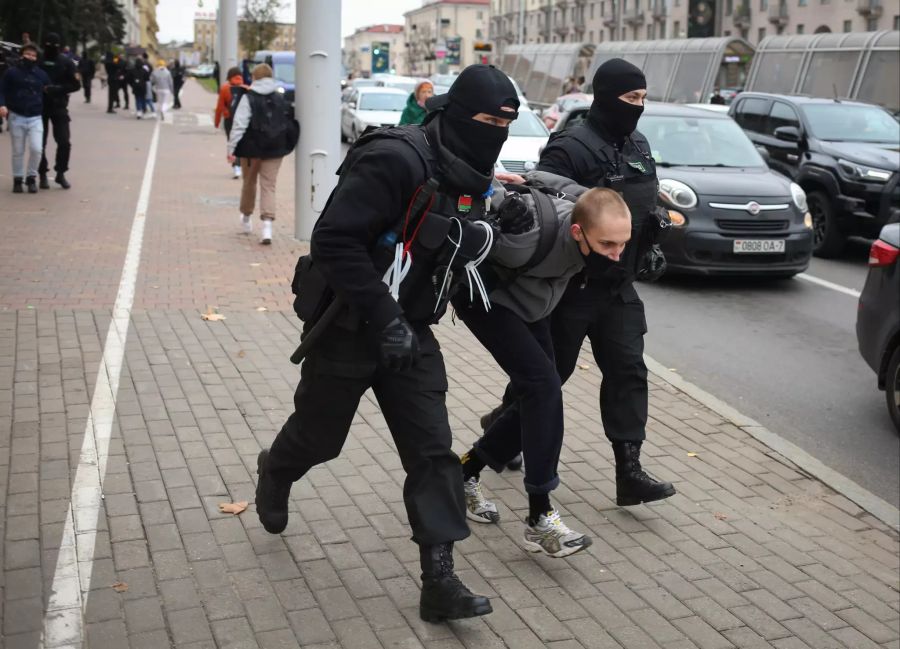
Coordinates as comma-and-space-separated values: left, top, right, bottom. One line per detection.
239, 91, 300, 158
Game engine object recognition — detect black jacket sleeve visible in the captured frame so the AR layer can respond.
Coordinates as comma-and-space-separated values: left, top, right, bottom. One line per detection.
536, 136, 597, 187
310, 139, 427, 331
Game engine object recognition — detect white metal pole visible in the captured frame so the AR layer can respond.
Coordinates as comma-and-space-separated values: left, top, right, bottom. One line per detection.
295, 0, 342, 240
219, 0, 239, 86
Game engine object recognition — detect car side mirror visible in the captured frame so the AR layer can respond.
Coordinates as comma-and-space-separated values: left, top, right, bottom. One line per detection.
756, 145, 770, 163
774, 126, 802, 144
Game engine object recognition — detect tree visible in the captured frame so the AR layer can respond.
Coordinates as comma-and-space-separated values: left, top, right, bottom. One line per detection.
0, 0, 124, 51
239, 0, 282, 57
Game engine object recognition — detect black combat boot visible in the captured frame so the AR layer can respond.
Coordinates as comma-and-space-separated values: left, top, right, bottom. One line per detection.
419, 542, 492, 623
480, 405, 523, 471
255, 449, 291, 534
25, 176, 37, 194
13, 177, 23, 193
54, 172, 71, 189
613, 441, 676, 506
39, 173, 49, 189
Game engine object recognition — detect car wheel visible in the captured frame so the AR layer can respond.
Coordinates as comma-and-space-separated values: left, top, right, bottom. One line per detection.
808, 190, 845, 258
886, 346, 900, 434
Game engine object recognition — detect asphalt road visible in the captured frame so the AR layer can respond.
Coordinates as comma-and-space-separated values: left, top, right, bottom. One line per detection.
641, 238, 900, 508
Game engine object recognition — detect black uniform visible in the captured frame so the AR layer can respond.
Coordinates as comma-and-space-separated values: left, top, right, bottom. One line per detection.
38, 36, 79, 182
78, 55, 95, 103
172, 61, 184, 109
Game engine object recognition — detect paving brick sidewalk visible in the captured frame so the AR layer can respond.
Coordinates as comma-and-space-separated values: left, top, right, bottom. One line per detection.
0, 79, 897, 649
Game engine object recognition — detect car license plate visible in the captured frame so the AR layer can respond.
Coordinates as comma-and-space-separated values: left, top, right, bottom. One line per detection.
733, 239, 785, 254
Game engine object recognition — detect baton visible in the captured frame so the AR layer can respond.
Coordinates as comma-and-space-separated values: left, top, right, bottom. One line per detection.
289, 298, 344, 365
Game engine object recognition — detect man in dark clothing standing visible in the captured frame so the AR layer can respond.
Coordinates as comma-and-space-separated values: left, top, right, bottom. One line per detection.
255, 64, 519, 624
171, 60, 184, 109
482, 59, 676, 507
78, 51, 95, 103
38, 33, 79, 189
0, 43, 50, 192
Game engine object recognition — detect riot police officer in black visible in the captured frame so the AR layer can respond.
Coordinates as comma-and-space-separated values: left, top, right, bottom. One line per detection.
38, 33, 79, 189
256, 64, 520, 623
483, 59, 676, 506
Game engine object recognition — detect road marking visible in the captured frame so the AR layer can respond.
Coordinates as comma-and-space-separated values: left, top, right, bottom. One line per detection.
797, 272, 862, 298
41, 119, 161, 647
194, 112, 214, 128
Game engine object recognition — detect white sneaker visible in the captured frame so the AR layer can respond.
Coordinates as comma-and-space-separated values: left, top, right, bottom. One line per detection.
463, 477, 499, 524
523, 510, 592, 558
260, 219, 272, 245
240, 213, 252, 234
232, 165, 242, 179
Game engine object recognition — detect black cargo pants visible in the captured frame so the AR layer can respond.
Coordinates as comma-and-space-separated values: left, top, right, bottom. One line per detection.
266, 323, 469, 545
39, 109, 71, 175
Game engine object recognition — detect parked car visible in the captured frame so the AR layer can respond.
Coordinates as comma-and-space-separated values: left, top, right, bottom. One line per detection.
856, 221, 900, 432
372, 74, 424, 95
187, 63, 215, 78
686, 103, 730, 114
554, 102, 815, 276
495, 109, 551, 174
542, 93, 593, 129
340, 86, 408, 142
729, 93, 900, 258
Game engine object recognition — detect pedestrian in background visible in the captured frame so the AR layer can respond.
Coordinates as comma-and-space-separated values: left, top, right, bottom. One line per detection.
398, 80, 433, 125
171, 60, 184, 109
38, 32, 80, 190
78, 51, 95, 103
130, 57, 149, 118
227, 63, 296, 245
150, 59, 173, 120
0, 43, 50, 193
215, 66, 247, 179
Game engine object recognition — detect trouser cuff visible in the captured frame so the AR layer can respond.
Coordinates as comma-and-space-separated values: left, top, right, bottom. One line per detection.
471, 443, 508, 473
524, 474, 559, 495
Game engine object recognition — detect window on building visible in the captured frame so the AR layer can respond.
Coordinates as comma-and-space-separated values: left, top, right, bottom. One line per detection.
673, 20, 680, 36
760, 0, 767, 10
796, 23, 804, 32
726, 0, 733, 14
894, 15, 900, 30
867, 17, 878, 29
589, 30, 595, 41
843, 19, 852, 31
647, 24, 654, 38
477, 10, 483, 18
758, 26, 766, 41
798, 0, 807, 6
660, 21, 667, 37
476, 28, 483, 39
622, 26, 628, 38
591, 2, 595, 18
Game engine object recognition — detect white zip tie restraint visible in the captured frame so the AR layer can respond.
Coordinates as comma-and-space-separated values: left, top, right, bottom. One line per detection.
463, 220, 494, 312
383, 242, 411, 300
434, 219, 464, 312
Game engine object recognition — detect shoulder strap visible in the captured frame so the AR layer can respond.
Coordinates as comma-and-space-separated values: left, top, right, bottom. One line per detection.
566, 124, 617, 167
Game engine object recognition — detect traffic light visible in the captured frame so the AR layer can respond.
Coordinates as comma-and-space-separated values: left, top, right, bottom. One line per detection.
371, 41, 389, 74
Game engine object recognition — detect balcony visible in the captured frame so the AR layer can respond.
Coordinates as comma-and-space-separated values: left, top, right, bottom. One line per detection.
556, 0, 570, 7
732, 3, 751, 28
767, 2, 789, 26
555, 24, 570, 36
652, 0, 668, 19
603, 13, 619, 27
857, 0, 882, 17
624, 5, 646, 25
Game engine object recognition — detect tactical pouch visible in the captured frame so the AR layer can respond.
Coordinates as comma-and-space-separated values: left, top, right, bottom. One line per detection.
291, 255, 333, 323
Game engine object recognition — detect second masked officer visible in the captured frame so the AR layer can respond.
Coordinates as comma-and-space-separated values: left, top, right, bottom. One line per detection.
484, 59, 676, 507
38, 32, 79, 189
255, 65, 520, 624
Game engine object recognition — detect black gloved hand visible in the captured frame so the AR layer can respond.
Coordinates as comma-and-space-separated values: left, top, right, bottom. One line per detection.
496, 193, 534, 235
378, 316, 420, 371
636, 245, 667, 282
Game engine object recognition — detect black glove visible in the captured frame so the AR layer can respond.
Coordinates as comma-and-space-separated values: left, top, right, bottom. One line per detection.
378, 316, 420, 371
636, 245, 667, 282
496, 193, 534, 235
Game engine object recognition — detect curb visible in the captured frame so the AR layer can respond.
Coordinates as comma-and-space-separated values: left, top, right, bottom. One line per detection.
644, 354, 900, 531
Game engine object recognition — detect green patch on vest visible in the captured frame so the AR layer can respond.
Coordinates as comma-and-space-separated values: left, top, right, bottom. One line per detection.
627, 160, 647, 173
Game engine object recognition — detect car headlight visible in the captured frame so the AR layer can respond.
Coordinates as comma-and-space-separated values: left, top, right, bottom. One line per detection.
790, 182, 808, 212
838, 158, 892, 183
659, 179, 698, 210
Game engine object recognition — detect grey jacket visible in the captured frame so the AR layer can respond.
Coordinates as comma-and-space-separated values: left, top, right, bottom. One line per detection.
150, 67, 173, 93
227, 77, 278, 155
487, 171, 589, 323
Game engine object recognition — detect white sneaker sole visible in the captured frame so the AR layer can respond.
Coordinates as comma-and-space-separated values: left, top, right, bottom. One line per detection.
522, 534, 592, 558
466, 508, 500, 524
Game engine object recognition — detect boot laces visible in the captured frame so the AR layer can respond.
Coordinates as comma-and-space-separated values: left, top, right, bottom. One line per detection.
544, 510, 574, 535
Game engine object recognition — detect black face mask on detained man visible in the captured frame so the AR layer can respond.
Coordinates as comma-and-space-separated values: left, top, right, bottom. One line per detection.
587, 58, 647, 141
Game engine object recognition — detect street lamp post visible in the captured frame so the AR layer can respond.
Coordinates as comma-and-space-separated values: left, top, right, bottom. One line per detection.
219, 0, 239, 87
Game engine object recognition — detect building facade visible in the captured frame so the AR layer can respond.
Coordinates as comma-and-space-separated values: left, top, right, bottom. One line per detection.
193, 14, 298, 62
489, 0, 899, 58
405, 0, 492, 76
343, 24, 407, 77
137, 0, 160, 56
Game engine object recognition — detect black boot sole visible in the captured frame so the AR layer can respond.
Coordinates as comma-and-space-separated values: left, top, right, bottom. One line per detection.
39, 178, 49, 189
420, 601, 493, 623
505, 454, 523, 471
255, 450, 288, 534
616, 484, 677, 507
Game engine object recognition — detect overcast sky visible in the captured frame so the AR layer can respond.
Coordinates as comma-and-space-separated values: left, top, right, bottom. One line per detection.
157, 0, 423, 43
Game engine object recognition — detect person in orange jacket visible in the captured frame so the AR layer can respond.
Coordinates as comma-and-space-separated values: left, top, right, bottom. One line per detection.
215, 66, 247, 178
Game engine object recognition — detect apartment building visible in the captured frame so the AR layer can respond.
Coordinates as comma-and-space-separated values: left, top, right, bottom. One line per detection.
405, 0, 492, 76
193, 14, 298, 62
344, 24, 407, 77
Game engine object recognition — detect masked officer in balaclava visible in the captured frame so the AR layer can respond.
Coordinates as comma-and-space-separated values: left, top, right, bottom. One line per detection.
256, 64, 519, 624
481, 58, 676, 507
38, 32, 79, 189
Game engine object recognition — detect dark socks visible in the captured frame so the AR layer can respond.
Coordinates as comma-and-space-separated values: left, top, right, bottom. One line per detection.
461, 451, 486, 481
528, 493, 552, 524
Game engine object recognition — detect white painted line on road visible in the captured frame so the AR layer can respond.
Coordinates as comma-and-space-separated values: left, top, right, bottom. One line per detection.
41, 119, 161, 647
797, 272, 861, 298
644, 354, 900, 531
194, 112, 214, 128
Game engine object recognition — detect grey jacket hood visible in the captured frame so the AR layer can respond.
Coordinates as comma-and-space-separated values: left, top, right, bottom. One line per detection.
249, 77, 279, 95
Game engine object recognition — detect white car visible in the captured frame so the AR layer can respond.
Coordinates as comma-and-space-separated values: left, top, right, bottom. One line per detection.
495, 109, 550, 174
341, 87, 409, 142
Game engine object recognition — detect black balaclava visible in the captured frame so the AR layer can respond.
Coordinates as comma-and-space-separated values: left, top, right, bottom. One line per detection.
588, 58, 646, 142
44, 32, 61, 60
424, 64, 519, 190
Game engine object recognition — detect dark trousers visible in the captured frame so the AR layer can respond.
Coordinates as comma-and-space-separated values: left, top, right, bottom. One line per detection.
455, 298, 563, 495
107, 81, 117, 111
267, 324, 469, 545
551, 279, 648, 442
118, 82, 129, 109
173, 80, 183, 108
39, 110, 71, 175
83, 76, 92, 102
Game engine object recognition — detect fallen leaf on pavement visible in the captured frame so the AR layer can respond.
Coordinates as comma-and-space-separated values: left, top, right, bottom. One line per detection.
249, 262, 261, 267
714, 512, 728, 520
578, 363, 591, 370
201, 306, 226, 322
237, 350, 246, 358
687, 452, 697, 457
256, 306, 268, 312
218, 501, 248, 515
111, 582, 128, 593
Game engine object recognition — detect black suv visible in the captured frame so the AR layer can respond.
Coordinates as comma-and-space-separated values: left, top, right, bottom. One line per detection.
730, 93, 900, 257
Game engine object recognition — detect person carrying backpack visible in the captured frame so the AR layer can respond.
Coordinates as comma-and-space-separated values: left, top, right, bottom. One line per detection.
227, 63, 298, 244
215, 66, 247, 178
